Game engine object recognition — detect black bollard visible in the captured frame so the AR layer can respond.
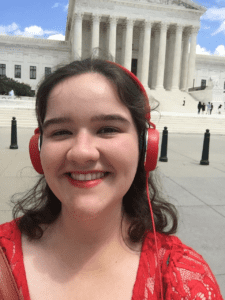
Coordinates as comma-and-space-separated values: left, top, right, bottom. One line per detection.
200, 129, 210, 165
9, 117, 18, 149
159, 127, 168, 162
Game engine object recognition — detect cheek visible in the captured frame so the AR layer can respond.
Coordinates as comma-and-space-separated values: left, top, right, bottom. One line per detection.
40, 142, 63, 173
108, 136, 139, 177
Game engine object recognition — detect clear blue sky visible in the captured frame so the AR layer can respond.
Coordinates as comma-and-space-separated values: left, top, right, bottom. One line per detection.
1, 0, 225, 56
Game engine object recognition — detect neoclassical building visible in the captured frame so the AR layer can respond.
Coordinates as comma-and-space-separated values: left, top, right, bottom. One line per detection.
1, 0, 225, 107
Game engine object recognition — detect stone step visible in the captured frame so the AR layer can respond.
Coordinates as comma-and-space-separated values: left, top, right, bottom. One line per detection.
151, 114, 225, 134
0, 108, 224, 134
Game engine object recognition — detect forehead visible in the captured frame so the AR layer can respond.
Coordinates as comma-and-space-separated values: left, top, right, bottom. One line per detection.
46, 72, 131, 118
49, 72, 117, 98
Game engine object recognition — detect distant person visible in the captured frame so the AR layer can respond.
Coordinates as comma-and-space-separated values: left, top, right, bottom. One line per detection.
210, 103, 213, 115
197, 101, 202, 114
218, 104, 222, 114
202, 103, 205, 114
206, 102, 211, 115
9, 89, 14, 99
183, 97, 185, 106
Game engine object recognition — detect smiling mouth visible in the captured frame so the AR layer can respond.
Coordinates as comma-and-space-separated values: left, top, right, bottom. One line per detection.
65, 172, 110, 189
66, 172, 110, 181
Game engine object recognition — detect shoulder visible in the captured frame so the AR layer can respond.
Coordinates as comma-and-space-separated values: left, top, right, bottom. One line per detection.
143, 232, 223, 299
0, 218, 21, 244
0, 218, 29, 294
0, 218, 22, 267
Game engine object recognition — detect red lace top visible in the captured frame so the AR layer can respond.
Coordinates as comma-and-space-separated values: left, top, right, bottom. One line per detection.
0, 219, 223, 300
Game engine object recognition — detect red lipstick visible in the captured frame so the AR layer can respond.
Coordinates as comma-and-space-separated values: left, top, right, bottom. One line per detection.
65, 173, 109, 189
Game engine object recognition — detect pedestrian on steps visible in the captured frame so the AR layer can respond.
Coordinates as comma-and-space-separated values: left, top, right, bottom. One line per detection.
197, 102, 201, 114
218, 104, 222, 114
202, 103, 205, 114
207, 102, 211, 115
210, 103, 213, 115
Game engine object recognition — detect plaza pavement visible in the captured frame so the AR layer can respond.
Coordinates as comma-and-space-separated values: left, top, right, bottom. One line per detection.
0, 126, 225, 297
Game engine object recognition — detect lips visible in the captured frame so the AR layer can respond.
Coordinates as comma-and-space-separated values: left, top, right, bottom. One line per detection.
65, 172, 110, 189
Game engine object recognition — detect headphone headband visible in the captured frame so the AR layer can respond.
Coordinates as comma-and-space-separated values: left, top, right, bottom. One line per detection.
107, 61, 151, 124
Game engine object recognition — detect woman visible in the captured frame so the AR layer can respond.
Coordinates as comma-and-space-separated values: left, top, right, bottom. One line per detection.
0, 58, 223, 300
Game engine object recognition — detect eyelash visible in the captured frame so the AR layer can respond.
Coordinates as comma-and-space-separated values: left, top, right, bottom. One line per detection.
52, 127, 120, 136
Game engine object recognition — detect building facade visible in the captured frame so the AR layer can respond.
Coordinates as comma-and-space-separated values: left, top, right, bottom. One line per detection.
0, 0, 225, 106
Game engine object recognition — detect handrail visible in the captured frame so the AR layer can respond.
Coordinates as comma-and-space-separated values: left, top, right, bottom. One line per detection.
188, 86, 207, 92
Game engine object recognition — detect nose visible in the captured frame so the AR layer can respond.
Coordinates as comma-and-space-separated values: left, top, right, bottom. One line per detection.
66, 130, 100, 164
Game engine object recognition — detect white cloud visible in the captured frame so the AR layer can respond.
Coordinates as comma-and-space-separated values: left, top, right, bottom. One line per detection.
212, 20, 225, 35
214, 45, 225, 56
196, 45, 211, 55
0, 22, 61, 38
52, 2, 68, 11
202, 25, 210, 30
201, 7, 225, 21
201, 7, 225, 36
64, 4, 69, 11
52, 3, 60, 8
216, 0, 225, 4
47, 34, 65, 40
24, 25, 44, 36
0, 22, 19, 35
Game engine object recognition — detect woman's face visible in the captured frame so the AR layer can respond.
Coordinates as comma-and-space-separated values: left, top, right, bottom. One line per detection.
40, 72, 139, 221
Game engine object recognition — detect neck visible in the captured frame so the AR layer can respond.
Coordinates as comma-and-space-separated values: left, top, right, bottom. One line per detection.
41, 206, 138, 274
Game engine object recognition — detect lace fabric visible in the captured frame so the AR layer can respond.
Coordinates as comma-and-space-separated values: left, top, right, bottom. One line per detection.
132, 233, 224, 300
0, 219, 223, 300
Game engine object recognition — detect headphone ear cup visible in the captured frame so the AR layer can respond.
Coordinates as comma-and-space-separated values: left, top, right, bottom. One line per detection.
29, 130, 44, 174
144, 128, 159, 173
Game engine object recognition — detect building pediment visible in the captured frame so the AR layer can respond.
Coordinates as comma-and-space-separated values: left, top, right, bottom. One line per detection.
120, 0, 206, 12
65, 0, 206, 41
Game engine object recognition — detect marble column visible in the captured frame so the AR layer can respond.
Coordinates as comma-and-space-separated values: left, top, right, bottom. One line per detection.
155, 23, 168, 90
137, 24, 144, 80
92, 15, 101, 57
140, 21, 152, 87
73, 12, 84, 60
151, 26, 160, 89
108, 17, 118, 62
180, 28, 191, 91
164, 26, 175, 90
171, 24, 183, 90
121, 23, 126, 66
124, 19, 134, 71
187, 26, 199, 89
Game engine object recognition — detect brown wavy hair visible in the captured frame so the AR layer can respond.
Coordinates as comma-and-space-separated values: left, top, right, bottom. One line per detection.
11, 56, 178, 250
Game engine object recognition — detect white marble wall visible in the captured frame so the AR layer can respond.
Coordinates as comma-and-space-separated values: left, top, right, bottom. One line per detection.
195, 55, 225, 105
0, 36, 70, 93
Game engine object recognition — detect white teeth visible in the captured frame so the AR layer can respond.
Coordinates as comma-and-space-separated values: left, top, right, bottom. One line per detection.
70, 172, 106, 181
91, 173, 97, 180
86, 174, 92, 180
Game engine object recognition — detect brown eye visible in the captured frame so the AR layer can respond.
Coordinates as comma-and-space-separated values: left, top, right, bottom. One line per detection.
52, 130, 71, 136
98, 127, 120, 134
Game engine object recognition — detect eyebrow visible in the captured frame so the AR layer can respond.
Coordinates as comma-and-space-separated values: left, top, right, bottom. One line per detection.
42, 114, 130, 130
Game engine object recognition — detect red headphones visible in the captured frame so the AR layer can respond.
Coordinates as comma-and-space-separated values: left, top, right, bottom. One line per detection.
29, 62, 159, 175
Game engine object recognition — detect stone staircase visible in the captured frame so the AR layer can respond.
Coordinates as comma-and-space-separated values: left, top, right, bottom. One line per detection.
0, 108, 38, 128
0, 107, 224, 135
149, 89, 201, 113
151, 112, 225, 135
